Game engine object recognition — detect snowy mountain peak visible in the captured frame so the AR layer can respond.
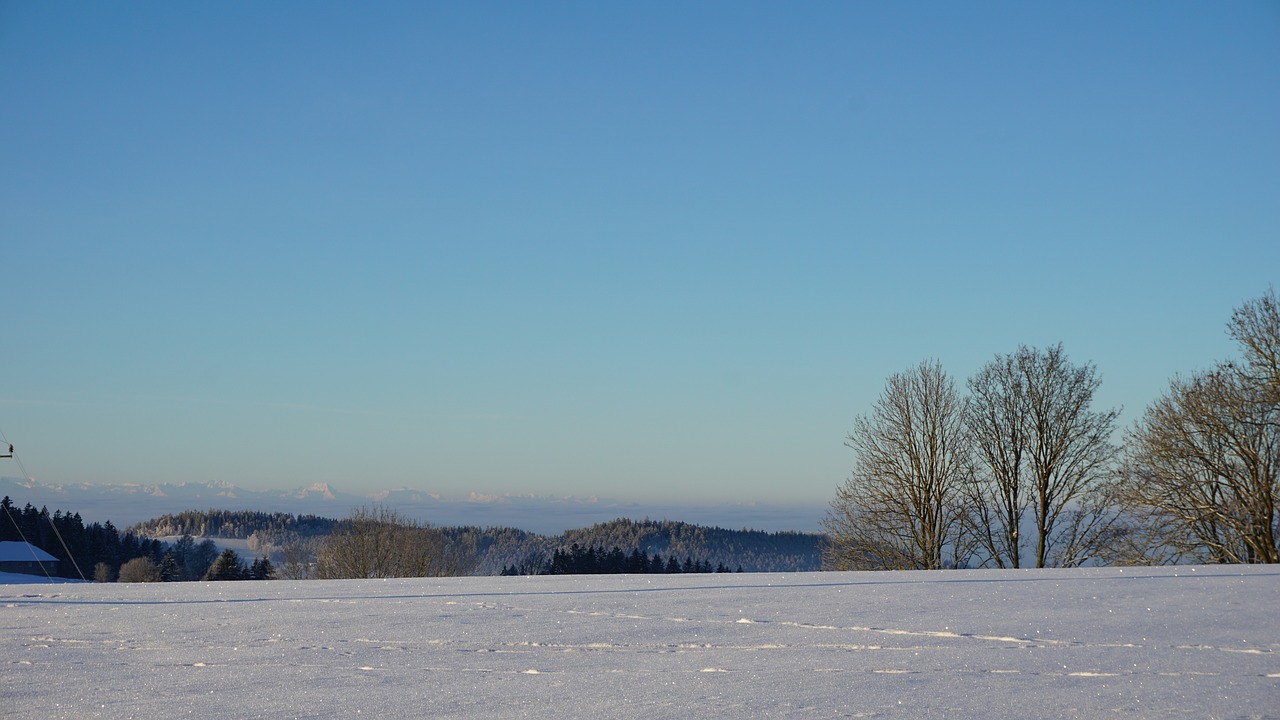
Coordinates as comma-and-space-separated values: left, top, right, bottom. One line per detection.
0, 477, 824, 535
295, 483, 337, 500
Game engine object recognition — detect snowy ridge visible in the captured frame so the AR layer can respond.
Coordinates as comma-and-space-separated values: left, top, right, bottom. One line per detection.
3, 566, 1277, 718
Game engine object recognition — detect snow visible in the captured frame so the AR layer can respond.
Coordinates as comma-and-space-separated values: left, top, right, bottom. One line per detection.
0, 570, 81, 585
3, 566, 1277, 718
0, 541, 58, 563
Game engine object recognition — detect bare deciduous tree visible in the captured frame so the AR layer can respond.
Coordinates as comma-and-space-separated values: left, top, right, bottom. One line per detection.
1227, 286, 1280, 409
823, 360, 973, 570
1117, 290, 1279, 564
964, 345, 1121, 568
93, 562, 114, 583
315, 505, 475, 579
117, 556, 161, 583
964, 352, 1029, 568
278, 533, 316, 580
1119, 370, 1278, 563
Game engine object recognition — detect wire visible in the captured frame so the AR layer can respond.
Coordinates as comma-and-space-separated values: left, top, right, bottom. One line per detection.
0, 428, 88, 582
1, 503, 56, 581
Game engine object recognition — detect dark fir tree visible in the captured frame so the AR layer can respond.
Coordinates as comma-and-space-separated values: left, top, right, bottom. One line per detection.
204, 549, 246, 581
249, 557, 276, 580
159, 554, 181, 582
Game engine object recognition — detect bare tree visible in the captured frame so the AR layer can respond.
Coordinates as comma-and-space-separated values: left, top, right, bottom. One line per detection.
964, 352, 1029, 568
1119, 369, 1278, 564
823, 360, 973, 570
964, 345, 1121, 568
278, 533, 316, 580
315, 505, 475, 579
1227, 286, 1280, 408
93, 562, 114, 583
1117, 290, 1279, 564
1119, 370, 1278, 563
117, 557, 161, 583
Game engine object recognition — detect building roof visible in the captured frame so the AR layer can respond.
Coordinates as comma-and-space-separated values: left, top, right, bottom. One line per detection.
0, 541, 59, 563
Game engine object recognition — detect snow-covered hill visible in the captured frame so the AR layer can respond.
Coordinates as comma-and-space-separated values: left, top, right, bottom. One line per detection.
3, 566, 1276, 718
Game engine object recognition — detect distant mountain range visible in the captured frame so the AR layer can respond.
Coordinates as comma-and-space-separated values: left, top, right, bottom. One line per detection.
0, 477, 825, 535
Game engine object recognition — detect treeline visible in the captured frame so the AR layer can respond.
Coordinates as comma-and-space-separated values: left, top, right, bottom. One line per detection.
126, 510, 824, 575
2, 497, 280, 582
116, 546, 274, 583
559, 518, 821, 573
2, 496, 164, 580
507, 543, 738, 576
131, 509, 337, 541
200, 549, 275, 581
441, 518, 821, 575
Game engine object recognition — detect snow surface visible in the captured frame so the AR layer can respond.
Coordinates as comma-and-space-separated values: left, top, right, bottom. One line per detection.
3, 567, 1277, 719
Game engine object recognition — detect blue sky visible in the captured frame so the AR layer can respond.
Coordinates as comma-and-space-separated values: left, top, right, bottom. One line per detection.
1, 2, 1277, 520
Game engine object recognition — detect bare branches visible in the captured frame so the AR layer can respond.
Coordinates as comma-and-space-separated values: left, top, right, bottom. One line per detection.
1118, 368, 1278, 564
1227, 286, 1280, 408
1116, 290, 1279, 565
828, 291, 1278, 570
964, 351, 1029, 568
315, 505, 476, 579
963, 345, 1120, 568
826, 350, 1119, 572
823, 360, 972, 571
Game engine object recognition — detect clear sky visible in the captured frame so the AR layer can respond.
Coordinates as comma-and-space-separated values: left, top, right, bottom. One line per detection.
1, 2, 1277, 513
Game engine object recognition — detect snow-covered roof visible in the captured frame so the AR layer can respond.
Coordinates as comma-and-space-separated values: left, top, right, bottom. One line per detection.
0, 541, 58, 563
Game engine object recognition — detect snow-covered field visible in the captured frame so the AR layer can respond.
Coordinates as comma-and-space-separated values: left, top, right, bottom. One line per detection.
3, 567, 1277, 719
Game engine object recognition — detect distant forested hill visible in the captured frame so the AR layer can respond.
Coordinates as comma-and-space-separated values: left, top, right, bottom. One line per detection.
559, 518, 822, 572
129, 511, 824, 574
130, 509, 337, 540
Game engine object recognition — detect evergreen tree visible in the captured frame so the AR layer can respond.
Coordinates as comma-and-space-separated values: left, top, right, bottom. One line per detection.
604, 547, 625, 573
187, 539, 219, 580
159, 553, 181, 582
249, 557, 276, 580
625, 548, 647, 573
204, 549, 245, 581
0, 497, 17, 542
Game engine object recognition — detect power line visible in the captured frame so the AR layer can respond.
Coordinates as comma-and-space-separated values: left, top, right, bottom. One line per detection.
0, 428, 88, 582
